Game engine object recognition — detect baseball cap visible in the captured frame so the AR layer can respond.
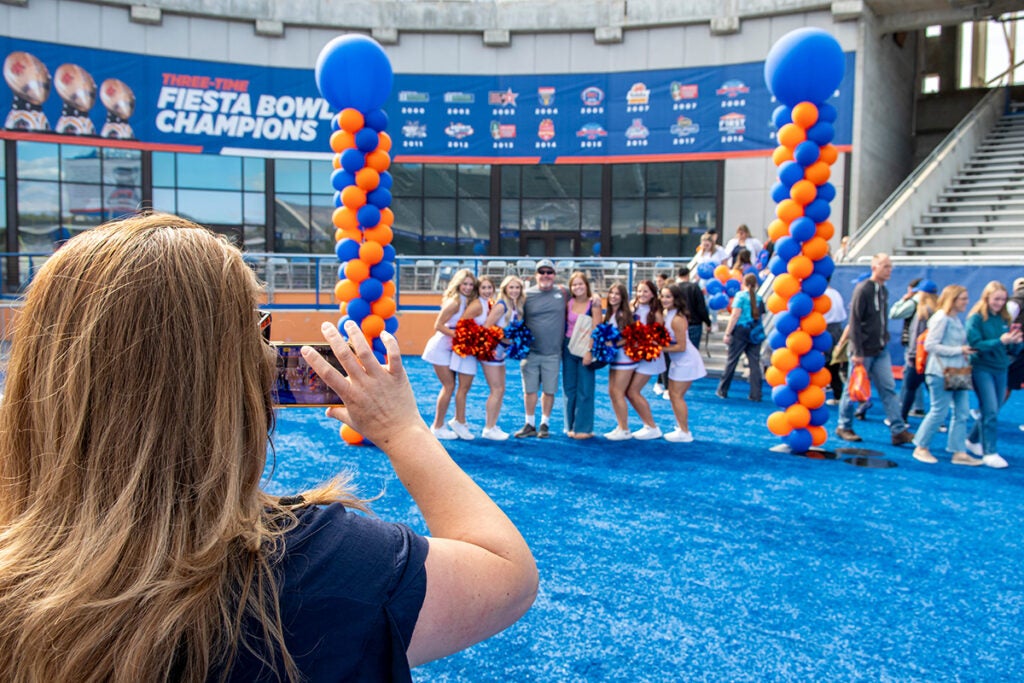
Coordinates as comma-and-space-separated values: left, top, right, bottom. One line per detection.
536, 258, 555, 271
913, 279, 938, 294
1013, 276, 1024, 292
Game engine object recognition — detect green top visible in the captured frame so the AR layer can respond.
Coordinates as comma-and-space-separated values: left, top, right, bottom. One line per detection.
966, 311, 1022, 372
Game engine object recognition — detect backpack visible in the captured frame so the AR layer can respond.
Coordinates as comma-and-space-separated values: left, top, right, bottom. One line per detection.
914, 330, 928, 374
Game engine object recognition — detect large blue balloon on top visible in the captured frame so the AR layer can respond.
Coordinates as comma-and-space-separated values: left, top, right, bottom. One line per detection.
764, 28, 845, 106
316, 35, 393, 111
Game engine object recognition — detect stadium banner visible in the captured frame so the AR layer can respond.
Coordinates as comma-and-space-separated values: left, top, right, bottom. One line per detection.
2, 36, 854, 162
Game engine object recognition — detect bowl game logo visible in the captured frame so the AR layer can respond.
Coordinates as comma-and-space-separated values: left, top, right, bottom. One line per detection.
715, 79, 749, 97
576, 122, 607, 140
718, 112, 746, 134
625, 118, 649, 140
488, 88, 518, 107
670, 116, 700, 136
398, 91, 429, 103
402, 121, 427, 138
670, 82, 698, 101
538, 87, 555, 106
443, 91, 475, 104
444, 122, 474, 139
538, 118, 555, 141
580, 86, 604, 107
490, 121, 516, 139
626, 83, 650, 106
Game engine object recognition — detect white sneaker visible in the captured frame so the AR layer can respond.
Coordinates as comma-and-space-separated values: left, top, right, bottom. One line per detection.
664, 429, 694, 443
431, 425, 458, 440
965, 439, 983, 456
983, 453, 1008, 469
652, 383, 665, 396
604, 427, 632, 441
663, 392, 672, 401
632, 425, 663, 440
448, 419, 475, 440
481, 426, 510, 441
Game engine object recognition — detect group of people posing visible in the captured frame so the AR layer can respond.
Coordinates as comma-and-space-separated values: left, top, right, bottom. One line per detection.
420, 259, 731, 443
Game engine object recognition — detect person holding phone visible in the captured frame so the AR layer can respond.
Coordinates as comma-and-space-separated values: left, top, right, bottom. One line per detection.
0, 213, 537, 682
964, 280, 1024, 468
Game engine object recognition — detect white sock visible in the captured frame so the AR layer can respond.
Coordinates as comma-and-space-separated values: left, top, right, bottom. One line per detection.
525, 415, 535, 427
540, 415, 550, 426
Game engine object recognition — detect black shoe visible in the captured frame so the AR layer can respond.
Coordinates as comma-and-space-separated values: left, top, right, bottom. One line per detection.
715, 389, 727, 399
909, 409, 927, 418
514, 423, 537, 438
836, 428, 863, 442
538, 423, 550, 438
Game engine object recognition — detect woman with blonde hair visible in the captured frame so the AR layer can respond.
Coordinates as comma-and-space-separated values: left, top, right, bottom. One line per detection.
602, 282, 638, 440
562, 271, 603, 440
964, 280, 1024, 468
623, 279, 664, 440
0, 214, 536, 682
476, 275, 525, 440
912, 285, 981, 466
421, 268, 478, 439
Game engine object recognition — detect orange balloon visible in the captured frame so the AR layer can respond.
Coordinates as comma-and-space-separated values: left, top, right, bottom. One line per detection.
359, 241, 384, 265
341, 185, 367, 210
802, 236, 829, 261
714, 264, 731, 283
819, 144, 839, 165
382, 281, 396, 298
785, 404, 811, 429
772, 145, 794, 166
363, 223, 394, 246
767, 411, 793, 436
332, 153, 342, 170
730, 269, 743, 281
815, 221, 835, 241
765, 366, 786, 387
810, 367, 832, 388
334, 278, 359, 302
790, 179, 817, 206
771, 348, 799, 372
767, 293, 788, 314
791, 102, 819, 129
366, 150, 391, 172
338, 301, 347, 315
786, 330, 813, 355
800, 311, 827, 336
798, 385, 826, 410
805, 161, 831, 185
808, 424, 827, 446
334, 228, 345, 242
767, 218, 789, 243
340, 423, 363, 445
330, 130, 356, 153
773, 273, 801, 299
339, 108, 365, 133
345, 259, 370, 283
812, 295, 832, 315
776, 199, 804, 223
777, 123, 807, 149
333, 206, 359, 231
787, 255, 814, 280
355, 168, 380, 191
378, 131, 393, 153
361, 314, 385, 338
340, 227, 362, 243
372, 296, 396, 318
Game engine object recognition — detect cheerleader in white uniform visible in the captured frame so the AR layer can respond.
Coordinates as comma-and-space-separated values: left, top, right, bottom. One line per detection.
447, 276, 497, 440
421, 268, 478, 440
623, 280, 664, 440
478, 275, 526, 440
602, 282, 639, 441
660, 284, 707, 442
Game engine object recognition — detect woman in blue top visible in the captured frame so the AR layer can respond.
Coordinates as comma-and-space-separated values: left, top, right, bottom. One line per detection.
912, 285, 982, 466
717, 273, 764, 402
964, 281, 1024, 468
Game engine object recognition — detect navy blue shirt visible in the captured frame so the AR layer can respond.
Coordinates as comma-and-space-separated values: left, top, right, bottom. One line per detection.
220, 503, 429, 682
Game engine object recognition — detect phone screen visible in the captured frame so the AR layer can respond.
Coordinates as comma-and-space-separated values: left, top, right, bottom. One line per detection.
271, 343, 345, 407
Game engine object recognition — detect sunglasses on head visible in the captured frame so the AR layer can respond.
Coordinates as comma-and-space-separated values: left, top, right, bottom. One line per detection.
537, 269, 555, 275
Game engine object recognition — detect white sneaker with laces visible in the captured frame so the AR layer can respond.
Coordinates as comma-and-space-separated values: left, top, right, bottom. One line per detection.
632, 425, 663, 440
448, 419, 475, 440
604, 427, 632, 441
965, 439, 983, 456
664, 429, 694, 443
481, 426, 510, 441
653, 383, 665, 396
983, 453, 1008, 469
431, 425, 458, 440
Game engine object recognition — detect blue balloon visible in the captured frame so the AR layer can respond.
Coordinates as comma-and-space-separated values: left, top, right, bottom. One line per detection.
812, 255, 836, 279
370, 261, 395, 281
769, 255, 788, 277
330, 116, 339, 132
592, 242, 601, 256
773, 384, 799, 408
785, 367, 811, 391
768, 329, 788, 350
709, 293, 731, 310
775, 236, 801, 261
789, 217, 816, 243
818, 102, 838, 123
384, 316, 399, 334
337, 264, 347, 280
807, 121, 835, 146
794, 140, 820, 167
341, 148, 365, 172
355, 128, 380, 152
816, 182, 836, 203
772, 104, 792, 130
331, 168, 356, 192
346, 297, 371, 323
803, 273, 829, 298
804, 199, 832, 223
334, 191, 343, 208
788, 292, 813, 318
359, 277, 384, 302
336, 316, 351, 337
382, 244, 396, 262
706, 279, 724, 295
372, 350, 387, 364
778, 160, 804, 187
725, 279, 741, 297
697, 261, 716, 280
764, 27, 846, 106
335, 238, 361, 262
378, 170, 393, 190
367, 188, 392, 209
771, 181, 790, 204
811, 332, 833, 353
473, 242, 486, 256
809, 405, 831, 426
364, 108, 389, 132
357, 204, 381, 228
784, 428, 812, 453
799, 350, 826, 372
775, 312, 800, 335
315, 35, 394, 111
372, 337, 387, 355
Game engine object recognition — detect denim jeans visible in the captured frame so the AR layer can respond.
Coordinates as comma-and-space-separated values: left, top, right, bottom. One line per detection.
914, 374, 969, 453
968, 367, 1007, 455
838, 350, 907, 434
562, 340, 596, 434
900, 361, 929, 421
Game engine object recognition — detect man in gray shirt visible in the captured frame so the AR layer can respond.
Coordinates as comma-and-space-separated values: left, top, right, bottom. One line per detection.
515, 259, 566, 438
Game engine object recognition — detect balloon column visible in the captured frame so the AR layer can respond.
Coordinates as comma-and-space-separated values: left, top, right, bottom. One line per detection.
704, 263, 746, 312
762, 28, 845, 453
315, 35, 398, 445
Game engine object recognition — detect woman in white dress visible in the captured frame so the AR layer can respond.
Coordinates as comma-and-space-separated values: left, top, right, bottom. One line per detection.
624, 280, 664, 440
421, 268, 478, 440
447, 276, 495, 440
478, 275, 526, 441
602, 282, 638, 441
660, 284, 707, 442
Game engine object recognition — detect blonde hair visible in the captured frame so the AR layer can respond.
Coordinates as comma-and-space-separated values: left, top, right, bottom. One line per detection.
498, 275, 525, 319
938, 284, 968, 314
0, 213, 359, 682
968, 280, 1010, 322
442, 268, 478, 303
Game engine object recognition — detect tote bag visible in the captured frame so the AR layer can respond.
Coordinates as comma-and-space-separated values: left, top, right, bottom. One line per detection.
568, 305, 594, 358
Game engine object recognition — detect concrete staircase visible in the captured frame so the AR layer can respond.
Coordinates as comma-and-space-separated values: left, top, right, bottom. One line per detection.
900, 106, 1024, 257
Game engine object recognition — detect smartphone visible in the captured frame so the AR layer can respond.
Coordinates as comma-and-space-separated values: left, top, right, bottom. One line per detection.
271, 343, 345, 407
1012, 322, 1022, 333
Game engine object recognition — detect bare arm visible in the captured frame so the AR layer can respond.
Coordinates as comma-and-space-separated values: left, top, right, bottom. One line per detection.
461, 298, 483, 321
664, 313, 689, 353
483, 300, 506, 328
433, 299, 461, 336
302, 323, 538, 667
722, 307, 741, 341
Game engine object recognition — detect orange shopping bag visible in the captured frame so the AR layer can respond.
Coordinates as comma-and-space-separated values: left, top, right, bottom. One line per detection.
848, 364, 872, 402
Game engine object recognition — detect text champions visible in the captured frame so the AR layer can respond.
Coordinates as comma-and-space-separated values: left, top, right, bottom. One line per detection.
155, 73, 334, 142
